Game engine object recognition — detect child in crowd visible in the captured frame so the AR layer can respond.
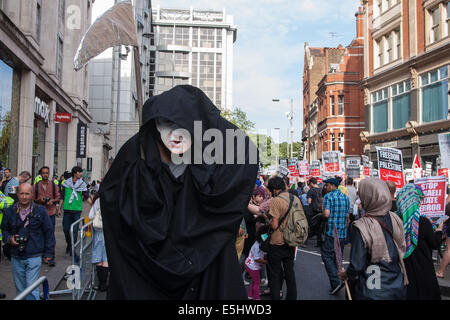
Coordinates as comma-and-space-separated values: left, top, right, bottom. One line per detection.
245, 227, 268, 300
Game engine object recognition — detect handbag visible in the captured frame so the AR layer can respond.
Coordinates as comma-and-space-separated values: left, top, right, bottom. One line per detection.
92, 206, 103, 229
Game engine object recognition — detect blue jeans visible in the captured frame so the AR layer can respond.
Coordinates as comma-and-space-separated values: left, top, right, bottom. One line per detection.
63, 211, 81, 250
320, 235, 345, 290
11, 256, 42, 300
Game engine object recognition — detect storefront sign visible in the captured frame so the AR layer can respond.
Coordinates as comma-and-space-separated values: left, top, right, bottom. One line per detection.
362, 155, 370, 176
439, 133, 450, 169
55, 113, 72, 123
414, 176, 447, 218
322, 151, 341, 175
34, 97, 50, 127
346, 156, 361, 179
76, 122, 87, 158
310, 160, 321, 177
376, 146, 405, 188
298, 160, 310, 176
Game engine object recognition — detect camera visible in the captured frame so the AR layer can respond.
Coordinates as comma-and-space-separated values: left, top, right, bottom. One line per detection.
43, 197, 51, 204
14, 235, 28, 252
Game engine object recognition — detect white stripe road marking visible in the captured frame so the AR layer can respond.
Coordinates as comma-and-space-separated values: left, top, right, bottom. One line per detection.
297, 249, 349, 264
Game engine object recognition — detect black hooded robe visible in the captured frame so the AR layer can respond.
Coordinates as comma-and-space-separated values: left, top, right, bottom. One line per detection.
99, 85, 258, 299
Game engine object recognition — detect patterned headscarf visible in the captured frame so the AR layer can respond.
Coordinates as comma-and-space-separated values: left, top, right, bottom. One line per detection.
396, 183, 424, 259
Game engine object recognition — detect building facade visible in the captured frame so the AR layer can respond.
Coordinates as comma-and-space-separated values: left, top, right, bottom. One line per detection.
302, 45, 326, 161
303, 9, 365, 162
151, 6, 237, 109
0, 0, 93, 179
88, 0, 153, 180
360, 0, 450, 172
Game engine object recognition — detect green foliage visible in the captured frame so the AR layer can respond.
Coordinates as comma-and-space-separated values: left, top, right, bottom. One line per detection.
0, 112, 11, 167
220, 107, 255, 133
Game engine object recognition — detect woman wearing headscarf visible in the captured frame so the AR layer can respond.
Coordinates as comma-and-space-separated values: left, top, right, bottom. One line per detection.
338, 178, 408, 300
397, 183, 444, 300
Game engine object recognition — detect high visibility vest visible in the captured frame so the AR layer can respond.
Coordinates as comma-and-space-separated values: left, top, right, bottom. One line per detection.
0, 191, 14, 241
34, 175, 42, 185
53, 180, 59, 185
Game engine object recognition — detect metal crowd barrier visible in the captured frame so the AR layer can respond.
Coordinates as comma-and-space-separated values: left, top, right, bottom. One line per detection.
48, 217, 96, 300
14, 276, 49, 300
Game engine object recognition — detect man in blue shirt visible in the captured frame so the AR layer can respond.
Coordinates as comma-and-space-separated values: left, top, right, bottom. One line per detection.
2, 183, 55, 300
321, 178, 350, 295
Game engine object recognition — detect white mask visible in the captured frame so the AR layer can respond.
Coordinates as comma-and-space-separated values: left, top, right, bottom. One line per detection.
155, 118, 192, 155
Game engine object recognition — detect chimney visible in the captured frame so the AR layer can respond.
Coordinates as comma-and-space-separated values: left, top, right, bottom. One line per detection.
355, 6, 365, 39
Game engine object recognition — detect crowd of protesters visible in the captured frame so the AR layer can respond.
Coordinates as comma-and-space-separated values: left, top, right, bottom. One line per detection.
0, 165, 106, 300
240, 172, 450, 300
0, 162, 449, 301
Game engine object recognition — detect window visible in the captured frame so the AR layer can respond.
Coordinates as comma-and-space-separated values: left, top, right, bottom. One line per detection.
392, 80, 411, 129
338, 95, 344, 115
375, 38, 384, 68
338, 133, 344, 154
58, 0, 65, 30
36, 3, 41, 43
331, 133, 336, 151
445, 2, 449, 37
421, 65, 449, 123
330, 95, 335, 116
395, 29, 401, 60
372, 87, 389, 133
56, 37, 63, 81
430, 7, 440, 43
387, 32, 393, 62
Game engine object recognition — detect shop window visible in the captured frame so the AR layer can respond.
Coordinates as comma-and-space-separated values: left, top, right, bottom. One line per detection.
0, 59, 13, 169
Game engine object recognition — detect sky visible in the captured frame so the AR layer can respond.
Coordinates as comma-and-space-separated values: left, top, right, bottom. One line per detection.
92, 0, 361, 143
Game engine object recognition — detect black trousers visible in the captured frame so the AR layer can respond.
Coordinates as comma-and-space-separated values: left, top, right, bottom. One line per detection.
267, 244, 297, 300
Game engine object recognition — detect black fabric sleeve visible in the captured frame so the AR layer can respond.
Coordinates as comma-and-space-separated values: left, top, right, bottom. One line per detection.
346, 226, 367, 280
420, 216, 442, 250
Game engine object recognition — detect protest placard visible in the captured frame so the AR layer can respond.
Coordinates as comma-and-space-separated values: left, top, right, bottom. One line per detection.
310, 160, 321, 177
346, 156, 361, 179
298, 160, 310, 176
322, 151, 341, 175
439, 133, 450, 169
376, 147, 405, 188
288, 158, 299, 177
414, 176, 448, 218
362, 155, 370, 177
412, 154, 423, 179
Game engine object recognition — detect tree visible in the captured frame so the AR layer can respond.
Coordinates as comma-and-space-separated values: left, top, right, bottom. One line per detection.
220, 107, 255, 134
0, 112, 11, 167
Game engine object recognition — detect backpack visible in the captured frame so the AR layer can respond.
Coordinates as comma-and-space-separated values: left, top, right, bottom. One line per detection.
278, 193, 309, 247
309, 187, 322, 214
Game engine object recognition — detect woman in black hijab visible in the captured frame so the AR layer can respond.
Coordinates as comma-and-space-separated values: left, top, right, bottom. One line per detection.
99, 85, 258, 299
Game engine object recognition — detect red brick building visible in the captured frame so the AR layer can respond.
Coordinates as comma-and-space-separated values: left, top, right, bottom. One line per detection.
303, 8, 365, 161
360, 0, 450, 171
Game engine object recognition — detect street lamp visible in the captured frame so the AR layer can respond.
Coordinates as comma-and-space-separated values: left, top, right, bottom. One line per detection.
115, 45, 130, 157
272, 98, 294, 159
274, 127, 280, 166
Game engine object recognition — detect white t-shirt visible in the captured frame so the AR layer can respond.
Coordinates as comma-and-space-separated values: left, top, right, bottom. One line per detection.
245, 242, 264, 271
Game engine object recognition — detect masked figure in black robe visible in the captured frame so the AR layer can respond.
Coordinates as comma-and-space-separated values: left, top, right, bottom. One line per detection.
99, 85, 258, 299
